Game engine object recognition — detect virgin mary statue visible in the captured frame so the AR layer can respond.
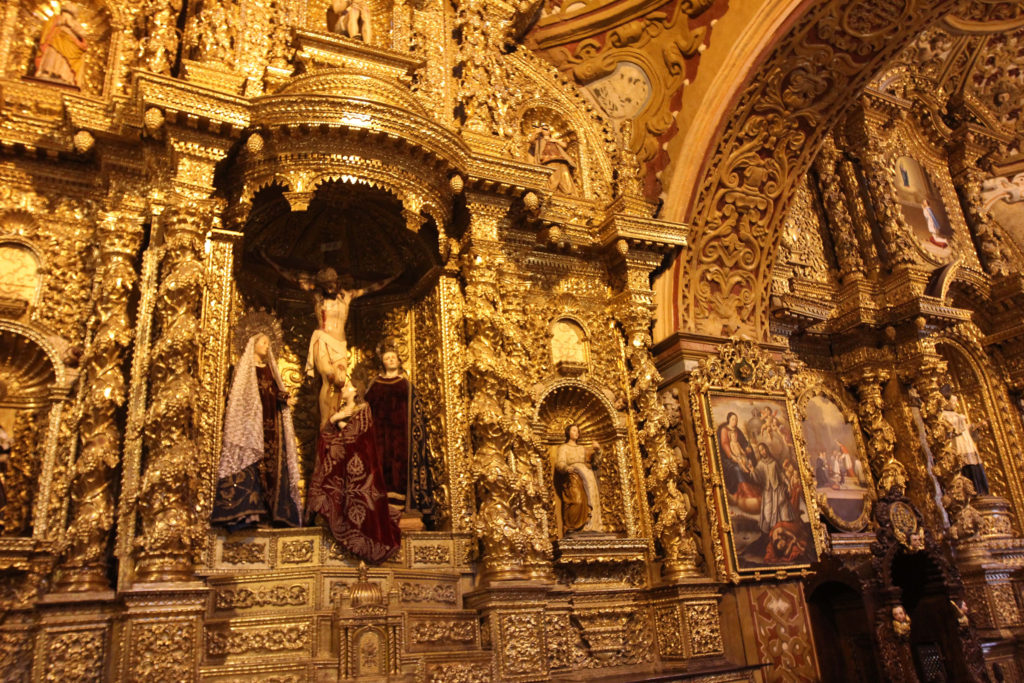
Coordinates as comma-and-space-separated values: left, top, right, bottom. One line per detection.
212, 332, 303, 528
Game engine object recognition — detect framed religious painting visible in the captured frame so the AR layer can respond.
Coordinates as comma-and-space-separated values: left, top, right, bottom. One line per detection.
893, 155, 954, 261
690, 342, 825, 582
795, 384, 874, 531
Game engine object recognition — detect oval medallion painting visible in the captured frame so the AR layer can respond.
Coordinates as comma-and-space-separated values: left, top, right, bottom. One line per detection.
802, 395, 871, 529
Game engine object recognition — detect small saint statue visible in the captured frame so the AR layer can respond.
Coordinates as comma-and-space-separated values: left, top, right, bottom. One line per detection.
364, 344, 434, 523
327, 0, 373, 43
942, 395, 989, 496
262, 249, 398, 427
212, 332, 302, 529
34, 4, 88, 88
529, 123, 577, 195
551, 424, 602, 535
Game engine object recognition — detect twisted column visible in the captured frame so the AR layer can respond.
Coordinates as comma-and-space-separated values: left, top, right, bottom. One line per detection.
56, 212, 143, 592
899, 341, 980, 541
133, 205, 208, 582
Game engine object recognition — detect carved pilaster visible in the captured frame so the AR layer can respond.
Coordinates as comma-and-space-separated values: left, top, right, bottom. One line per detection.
612, 248, 700, 582
133, 203, 213, 582
462, 234, 551, 583
55, 210, 144, 593
814, 135, 865, 281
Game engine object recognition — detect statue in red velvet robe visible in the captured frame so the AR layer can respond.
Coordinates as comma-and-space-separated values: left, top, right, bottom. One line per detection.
363, 346, 434, 524
307, 383, 400, 563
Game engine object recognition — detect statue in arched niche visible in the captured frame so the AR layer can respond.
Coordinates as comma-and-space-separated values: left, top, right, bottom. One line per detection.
942, 394, 990, 496
261, 249, 399, 427
33, 3, 89, 88
551, 423, 603, 535
327, 0, 373, 43
529, 122, 577, 195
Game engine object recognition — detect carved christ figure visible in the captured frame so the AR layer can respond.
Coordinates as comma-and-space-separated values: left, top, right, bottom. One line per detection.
263, 251, 398, 425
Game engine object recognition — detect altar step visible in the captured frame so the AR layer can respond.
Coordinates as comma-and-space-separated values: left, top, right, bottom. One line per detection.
196, 527, 493, 682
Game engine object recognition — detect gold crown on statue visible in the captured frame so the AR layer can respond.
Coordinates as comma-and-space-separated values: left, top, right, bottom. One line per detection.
233, 308, 284, 359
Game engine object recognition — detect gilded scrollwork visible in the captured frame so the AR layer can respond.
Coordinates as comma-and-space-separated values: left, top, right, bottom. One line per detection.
464, 247, 551, 581
214, 584, 308, 609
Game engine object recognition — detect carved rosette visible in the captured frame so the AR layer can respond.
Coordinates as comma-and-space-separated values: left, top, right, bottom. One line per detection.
463, 247, 551, 582
57, 211, 144, 592
134, 205, 209, 582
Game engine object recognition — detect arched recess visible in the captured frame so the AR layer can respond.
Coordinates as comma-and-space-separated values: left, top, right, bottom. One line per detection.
935, 333, 1024, 529
534, 381, 637, 537
0, 322, 72, 540
659, 0, 959, 340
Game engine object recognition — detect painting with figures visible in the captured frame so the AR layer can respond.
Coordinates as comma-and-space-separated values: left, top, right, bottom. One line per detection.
894, 155, 954, 260
708, 392, 817, 573
802, 394, 871, 530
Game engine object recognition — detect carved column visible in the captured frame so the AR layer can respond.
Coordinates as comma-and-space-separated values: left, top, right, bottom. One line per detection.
610, 242, 701, 582
843, 110, 917, 268
848, 368, 897, 487
55, 210, 144, 592
813, 135, 865, 282
462, 194, 550, 583
133, 203, 210, 583
897, 340, 980, 541
947, 135, 1013, 277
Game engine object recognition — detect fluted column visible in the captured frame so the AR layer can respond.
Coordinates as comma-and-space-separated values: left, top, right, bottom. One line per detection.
133, 203, 209, 582
55, 210, 144, 592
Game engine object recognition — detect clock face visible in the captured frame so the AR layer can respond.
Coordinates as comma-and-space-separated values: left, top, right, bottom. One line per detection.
0, 245, 38, 304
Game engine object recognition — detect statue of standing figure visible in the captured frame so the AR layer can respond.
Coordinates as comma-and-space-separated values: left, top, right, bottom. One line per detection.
551, 424, 603, 535
364, 343, 434, 524
262, 249, 398, 427
34, 4, 88, 88
327, 0, 373, 43
529, 123, 577, 195
942, 394, 990, 496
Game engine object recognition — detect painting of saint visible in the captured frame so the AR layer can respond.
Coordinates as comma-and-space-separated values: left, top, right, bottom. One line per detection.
802, 394, 871, 529
708, 393, 816, 572
894, 156, 954, 259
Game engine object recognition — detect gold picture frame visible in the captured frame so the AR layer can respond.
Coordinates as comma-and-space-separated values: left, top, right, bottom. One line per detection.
795, 383, 875, 532
689, 341, 826, 582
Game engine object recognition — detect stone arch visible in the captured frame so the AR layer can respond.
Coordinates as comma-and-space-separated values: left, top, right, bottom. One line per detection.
660, 0, 960, 340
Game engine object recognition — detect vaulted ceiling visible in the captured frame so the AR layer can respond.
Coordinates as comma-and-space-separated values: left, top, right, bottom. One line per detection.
528, 0, 1024, 339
